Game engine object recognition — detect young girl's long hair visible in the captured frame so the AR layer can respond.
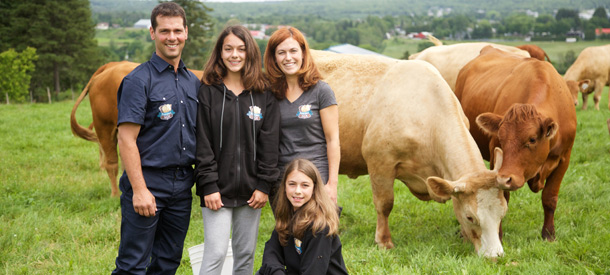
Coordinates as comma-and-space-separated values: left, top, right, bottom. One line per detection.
263, 27, 322, 99
274, 159, 339, 246
201, 25, 268, 93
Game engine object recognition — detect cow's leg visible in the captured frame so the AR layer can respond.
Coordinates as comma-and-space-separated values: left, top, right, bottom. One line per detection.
593, 81, 603, 110
581, 91, 589, 110
370, 171, 395, 249
539, 153, 570, 241
97, 123, 119, 197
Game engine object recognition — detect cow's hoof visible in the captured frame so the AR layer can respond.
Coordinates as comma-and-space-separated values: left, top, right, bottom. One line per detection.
541, 230, 556, 242
376, 240, 395, 250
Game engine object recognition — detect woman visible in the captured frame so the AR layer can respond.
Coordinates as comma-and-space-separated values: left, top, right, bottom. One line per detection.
257, 158, 348, 275
195, 25, 280, 275
264, 27, 340, 205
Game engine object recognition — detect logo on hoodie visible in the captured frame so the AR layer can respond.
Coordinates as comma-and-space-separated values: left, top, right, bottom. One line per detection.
294, 238, 302, 255
247, 106, 262, 121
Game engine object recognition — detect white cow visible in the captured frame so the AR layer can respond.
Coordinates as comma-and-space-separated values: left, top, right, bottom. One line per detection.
312, 50, 509, 257
409, 36, 530, 91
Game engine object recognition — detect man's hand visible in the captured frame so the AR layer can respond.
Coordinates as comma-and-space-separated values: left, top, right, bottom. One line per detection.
133, 188, 157, 217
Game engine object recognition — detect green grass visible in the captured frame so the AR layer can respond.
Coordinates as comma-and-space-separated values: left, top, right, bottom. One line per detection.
1, 87, 609, 274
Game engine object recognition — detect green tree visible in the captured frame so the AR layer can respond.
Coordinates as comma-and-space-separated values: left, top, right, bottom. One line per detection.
592, 7, 608, 20
0, 47, 38, 104
4, 0, 101, 99
162, 0, 215, 70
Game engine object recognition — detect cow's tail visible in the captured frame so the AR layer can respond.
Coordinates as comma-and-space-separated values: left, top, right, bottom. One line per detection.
70, 63, 111, 142
427, 35, 443, 46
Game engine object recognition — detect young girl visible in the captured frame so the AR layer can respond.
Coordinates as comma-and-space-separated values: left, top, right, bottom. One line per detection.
257, 159, 348, 275
263, 27, 340, 206
195, 25, 280, 275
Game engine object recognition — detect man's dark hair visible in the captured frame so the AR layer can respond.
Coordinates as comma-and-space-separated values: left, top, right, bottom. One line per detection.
151, 2, 187, 30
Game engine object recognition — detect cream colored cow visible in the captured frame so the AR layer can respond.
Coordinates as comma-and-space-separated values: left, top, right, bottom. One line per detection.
564, 44, 610, 110
311, 50, 510, 257
409, 36, 530, 91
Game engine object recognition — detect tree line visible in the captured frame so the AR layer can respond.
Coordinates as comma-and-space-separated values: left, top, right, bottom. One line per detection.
1, 0, 609, 103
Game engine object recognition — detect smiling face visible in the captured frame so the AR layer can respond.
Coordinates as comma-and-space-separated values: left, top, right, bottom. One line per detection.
221, 33, 247, 75
274, 37, 303, 77
285, 170, 314, 211
150, 15, 187, 67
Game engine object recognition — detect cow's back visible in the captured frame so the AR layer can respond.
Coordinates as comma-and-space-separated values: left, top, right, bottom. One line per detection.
564, 44, 610, 82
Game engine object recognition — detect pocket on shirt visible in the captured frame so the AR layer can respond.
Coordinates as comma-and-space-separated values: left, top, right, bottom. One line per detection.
150, 92, 177, 122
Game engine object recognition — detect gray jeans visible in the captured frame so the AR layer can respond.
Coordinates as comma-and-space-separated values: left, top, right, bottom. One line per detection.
199, 206, 262, 275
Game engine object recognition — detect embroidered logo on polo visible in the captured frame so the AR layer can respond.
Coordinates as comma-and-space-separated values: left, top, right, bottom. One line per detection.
158, 104, 175, 120
247, 106, 263, 121
294, 238, 302, 255
296, 104, 312, 119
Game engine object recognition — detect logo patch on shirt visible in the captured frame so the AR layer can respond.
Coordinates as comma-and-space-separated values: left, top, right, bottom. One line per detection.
294, 238, 302, 255
247, 106, 263, 121
296, 104, 312, 119
158, 104, 175, 120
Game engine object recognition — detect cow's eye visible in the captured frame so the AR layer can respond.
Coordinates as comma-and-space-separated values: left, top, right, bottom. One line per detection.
529, 137, 536, 144
466, 216, 474, 223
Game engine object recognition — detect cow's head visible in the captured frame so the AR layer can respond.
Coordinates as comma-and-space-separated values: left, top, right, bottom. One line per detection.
476, 103, 557, 190
426, 148, 507, 258
565, 80, 579, 106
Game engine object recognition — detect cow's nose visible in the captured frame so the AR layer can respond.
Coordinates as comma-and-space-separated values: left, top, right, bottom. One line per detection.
497, 175, 524, 190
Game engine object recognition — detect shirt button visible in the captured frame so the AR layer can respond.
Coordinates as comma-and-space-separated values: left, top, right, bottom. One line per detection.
163, 97, 166, 100
183, 147, 186, 151
181, 100, 184, 104
182, 124, 185, 127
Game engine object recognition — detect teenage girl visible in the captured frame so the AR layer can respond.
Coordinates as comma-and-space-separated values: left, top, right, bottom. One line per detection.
257, 158, 348, 275
195, 25, 280, 275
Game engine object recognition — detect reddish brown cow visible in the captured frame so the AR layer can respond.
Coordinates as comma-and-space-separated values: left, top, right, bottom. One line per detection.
454, 46, 577, 241
71, 61, 202, 196
517, 44, 551, 63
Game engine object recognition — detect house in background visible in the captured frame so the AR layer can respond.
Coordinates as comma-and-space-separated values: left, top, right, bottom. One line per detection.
325, 44, 393, 59
133, 19, 151, 29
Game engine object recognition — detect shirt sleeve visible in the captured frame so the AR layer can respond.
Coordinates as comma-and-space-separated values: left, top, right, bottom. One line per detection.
317, 81, 338, 110
258, 230, 287, 275
299, 227, 335, 275
117, 74, 147, 126
195, 85, 220, 196
255, 91, 281, 194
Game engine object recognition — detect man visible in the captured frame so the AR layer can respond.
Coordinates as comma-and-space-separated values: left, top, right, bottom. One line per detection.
112, 2, 200, 274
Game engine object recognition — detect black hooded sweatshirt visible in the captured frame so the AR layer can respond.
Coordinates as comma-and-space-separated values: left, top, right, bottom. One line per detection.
195, 83, 280, 207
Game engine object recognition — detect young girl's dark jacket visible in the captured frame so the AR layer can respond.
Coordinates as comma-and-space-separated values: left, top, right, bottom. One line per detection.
258, 226, 348, 275
195, 83, 280, 208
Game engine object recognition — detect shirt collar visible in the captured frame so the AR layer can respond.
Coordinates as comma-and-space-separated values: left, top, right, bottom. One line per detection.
150, 52, 187, 73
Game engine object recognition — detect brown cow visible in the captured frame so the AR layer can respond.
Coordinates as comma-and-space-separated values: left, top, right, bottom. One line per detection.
455, 46, 577, 241
70, 61, 202, 197
564, 44, 610, 110
517, 44, 551, 63
312, 50, 509, 257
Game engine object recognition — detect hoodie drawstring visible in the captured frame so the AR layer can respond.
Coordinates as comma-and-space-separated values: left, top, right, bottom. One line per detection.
219, 85, 227, 152
250, 92, 256, 162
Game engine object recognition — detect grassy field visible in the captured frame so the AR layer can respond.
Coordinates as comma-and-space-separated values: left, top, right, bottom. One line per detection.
1, 87, 609, 274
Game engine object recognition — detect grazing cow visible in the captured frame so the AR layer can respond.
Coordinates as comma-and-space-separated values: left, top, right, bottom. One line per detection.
409, 36, 530, 91
517, 44, 551, 62
454, 46, 577, 241
312, 50, 509, 257
564, 44, 610, 110
70, 61, 202, 197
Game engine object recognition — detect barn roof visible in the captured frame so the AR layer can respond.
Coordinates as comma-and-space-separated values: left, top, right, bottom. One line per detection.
133, 19, 151, 29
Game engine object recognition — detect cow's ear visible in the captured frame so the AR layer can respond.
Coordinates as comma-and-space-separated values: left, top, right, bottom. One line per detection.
578, 79, 591, 91
542, 117, 558, 140
426, 177, 454, 203
476, 113, 502, 137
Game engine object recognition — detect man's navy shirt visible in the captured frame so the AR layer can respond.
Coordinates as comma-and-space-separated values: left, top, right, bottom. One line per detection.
117, 53, 201, 168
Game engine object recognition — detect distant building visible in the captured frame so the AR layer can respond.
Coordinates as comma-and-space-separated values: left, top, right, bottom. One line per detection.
133, 19, 151, 29
325, 44, 392, 59
250, 30, 265, 40
596, 28, 610, 37
96, 22, 109, 30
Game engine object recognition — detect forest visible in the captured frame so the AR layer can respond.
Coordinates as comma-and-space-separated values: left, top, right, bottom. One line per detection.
0, 0, 609, 103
